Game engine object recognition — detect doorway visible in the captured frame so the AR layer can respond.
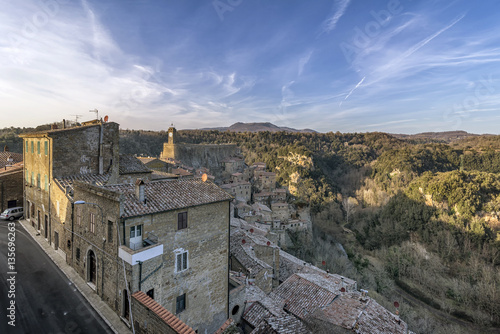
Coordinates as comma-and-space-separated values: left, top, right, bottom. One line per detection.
88, 250, 97, 285
44, 215, 48, 238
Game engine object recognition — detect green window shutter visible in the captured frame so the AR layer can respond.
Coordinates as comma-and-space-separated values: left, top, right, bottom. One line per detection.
37, 141, 40, 154
26, 141, 28, 153
44, 141, 48, 155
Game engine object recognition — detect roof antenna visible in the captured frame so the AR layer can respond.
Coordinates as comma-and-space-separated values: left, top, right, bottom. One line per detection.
71, 114, 82, 123
89, 109, 99, 120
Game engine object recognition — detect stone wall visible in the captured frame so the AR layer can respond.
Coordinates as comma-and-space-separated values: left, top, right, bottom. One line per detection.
161, 143, 239, 171
0, 167, 23, 212
124, 200, 230, 333
132, 291, 195, 334
50, 122, 120, 178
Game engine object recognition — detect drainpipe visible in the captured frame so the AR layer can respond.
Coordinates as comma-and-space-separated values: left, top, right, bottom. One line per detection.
137, 261, 143, 291
227, 201, 230, 319
98, 121, 104, 174
71, 202, 74, 266
101, 237, 105, 298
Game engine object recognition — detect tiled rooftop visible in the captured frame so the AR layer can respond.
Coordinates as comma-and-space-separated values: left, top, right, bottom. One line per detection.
132, 291, 196, 334
270, 274, 337, 320
102, 178, 233, 218
119, 155, 152, 174
230, 230, 272, 273
0, 151, 23, 168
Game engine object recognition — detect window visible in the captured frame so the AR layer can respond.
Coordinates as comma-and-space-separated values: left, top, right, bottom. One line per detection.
31, 172, 34, 186
176, 294, 186, 314
25, 169, 29, 183
76, 248, 80, 260
25, 141, 28, 153
175, 249, 188, 272
44, 175, 48, 191
44, 141, 48, 155
178, 212, 187, 230
31, 141, 34, 153
108, 220, 113, 243
130, 225, 142, 238
90, 213, 95, 233
37, 141, 40, 154
37, 173, 40, 188
146, 289, 154, 300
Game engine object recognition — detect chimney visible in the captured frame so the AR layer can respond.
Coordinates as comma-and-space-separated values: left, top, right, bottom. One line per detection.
135, 179, 145, 203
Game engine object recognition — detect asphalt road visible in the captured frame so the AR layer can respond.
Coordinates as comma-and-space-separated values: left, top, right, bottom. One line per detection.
0, 220, 114, 334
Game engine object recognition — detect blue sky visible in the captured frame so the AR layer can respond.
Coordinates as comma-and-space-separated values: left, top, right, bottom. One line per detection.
1, 0, 500, 134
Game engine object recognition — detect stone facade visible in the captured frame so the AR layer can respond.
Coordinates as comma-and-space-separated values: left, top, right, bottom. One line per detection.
20, 121, 120, 258
0, 163, 23, 212
254, 171, 276, 192
220, 182, 251, 203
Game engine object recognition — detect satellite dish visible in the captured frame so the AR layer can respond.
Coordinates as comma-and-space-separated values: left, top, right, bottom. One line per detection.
394, 301, 400, 308
266, 241, 271, 246
104, 115, 109, 122
340, 287, 346, 293
201, 173, 208, 182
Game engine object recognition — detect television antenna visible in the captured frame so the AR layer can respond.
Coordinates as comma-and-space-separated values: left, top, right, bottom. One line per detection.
89, 108, 99, 119
71, 114, 83, 123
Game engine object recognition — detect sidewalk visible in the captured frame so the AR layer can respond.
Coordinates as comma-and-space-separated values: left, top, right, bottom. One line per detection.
18, 219, 132, 334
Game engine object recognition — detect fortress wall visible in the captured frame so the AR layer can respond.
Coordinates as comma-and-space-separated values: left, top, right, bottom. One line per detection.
163, 143, 240, 170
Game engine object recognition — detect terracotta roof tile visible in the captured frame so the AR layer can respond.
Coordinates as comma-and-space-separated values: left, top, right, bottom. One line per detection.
214, 318, 234, 334
132, 291, 196, 334
0, 152, 23, 168
102, 178, 233, 218
270, 274, 337, 320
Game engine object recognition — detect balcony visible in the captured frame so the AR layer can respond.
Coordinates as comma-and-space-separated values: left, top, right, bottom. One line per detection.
118, 235, 163, 265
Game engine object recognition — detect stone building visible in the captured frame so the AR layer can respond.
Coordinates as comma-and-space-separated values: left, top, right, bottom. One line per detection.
72, 178, 232, 333
254, 171, 276, 192
271, 202, 289, 221
0, 162, 23, 212
220, 181, 251, 203
21, 119, 233, 333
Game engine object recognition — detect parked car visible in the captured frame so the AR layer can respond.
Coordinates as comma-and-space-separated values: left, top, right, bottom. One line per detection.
0, 207, 24, 221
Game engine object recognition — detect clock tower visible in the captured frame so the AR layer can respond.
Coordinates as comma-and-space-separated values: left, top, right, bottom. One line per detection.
167, 125, 177, 145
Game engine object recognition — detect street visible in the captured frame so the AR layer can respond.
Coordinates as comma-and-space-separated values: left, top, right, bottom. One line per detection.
0, 221, 113, 334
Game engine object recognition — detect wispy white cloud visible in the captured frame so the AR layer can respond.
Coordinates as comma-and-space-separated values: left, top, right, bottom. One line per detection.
340, 76, 365, 106
321, 0, 351, 34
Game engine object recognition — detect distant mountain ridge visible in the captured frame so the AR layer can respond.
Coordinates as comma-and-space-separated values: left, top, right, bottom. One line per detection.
200, 122, 317, 133
390, 130, 482, 142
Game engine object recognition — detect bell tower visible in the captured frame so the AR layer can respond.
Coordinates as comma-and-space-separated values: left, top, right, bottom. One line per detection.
167, 124, 177, 145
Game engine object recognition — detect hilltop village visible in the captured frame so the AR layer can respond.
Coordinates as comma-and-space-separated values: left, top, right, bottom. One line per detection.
14, 118, 414, 333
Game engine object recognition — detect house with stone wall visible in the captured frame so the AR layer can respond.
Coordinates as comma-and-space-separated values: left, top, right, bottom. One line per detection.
0, 162, 23, 212
20, 119, 233, 333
